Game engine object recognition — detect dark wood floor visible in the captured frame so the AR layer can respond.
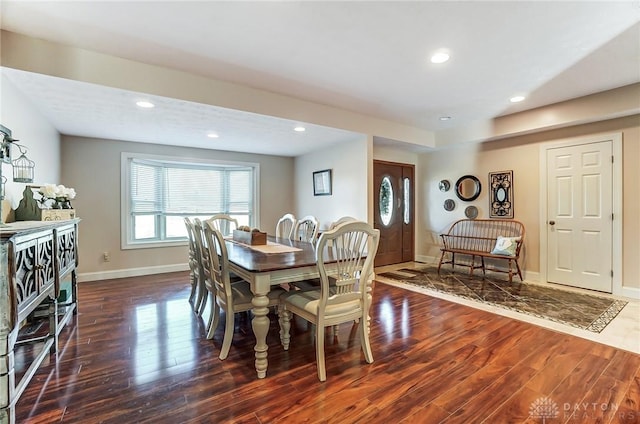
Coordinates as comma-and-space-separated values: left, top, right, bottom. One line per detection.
14, 271, 640, 423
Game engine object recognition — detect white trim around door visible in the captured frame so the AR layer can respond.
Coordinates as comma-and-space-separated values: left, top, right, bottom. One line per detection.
539, 132, 626, 297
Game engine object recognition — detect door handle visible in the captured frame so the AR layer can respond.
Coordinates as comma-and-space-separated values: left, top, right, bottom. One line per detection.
549, 220, 555, 226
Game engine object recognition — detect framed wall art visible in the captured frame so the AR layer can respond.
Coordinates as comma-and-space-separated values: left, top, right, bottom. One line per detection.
489, 170, 513, 218
313, 169, 332, 196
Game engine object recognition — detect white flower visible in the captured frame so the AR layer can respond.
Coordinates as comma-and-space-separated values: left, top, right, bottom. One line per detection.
39, 184, 77, 200
65, 187, 76, 199
39, 184, 58, 199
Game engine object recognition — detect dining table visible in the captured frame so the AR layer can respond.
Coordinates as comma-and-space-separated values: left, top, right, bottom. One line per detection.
224, 235, 340, 379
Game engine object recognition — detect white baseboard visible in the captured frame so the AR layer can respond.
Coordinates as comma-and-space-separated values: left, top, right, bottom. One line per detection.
78, 263, 189, 282
620, 286, 640, 300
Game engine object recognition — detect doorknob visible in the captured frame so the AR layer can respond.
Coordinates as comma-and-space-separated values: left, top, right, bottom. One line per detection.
549, 220, 555, 225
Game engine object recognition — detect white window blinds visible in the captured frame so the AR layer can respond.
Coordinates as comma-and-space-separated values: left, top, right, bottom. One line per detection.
125, 155, 256, 246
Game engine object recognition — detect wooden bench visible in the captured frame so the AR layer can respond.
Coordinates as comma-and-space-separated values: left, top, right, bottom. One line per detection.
437, 219, 525, 283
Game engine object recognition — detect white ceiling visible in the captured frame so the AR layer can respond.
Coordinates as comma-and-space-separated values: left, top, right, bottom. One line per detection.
1, 1, 639, 156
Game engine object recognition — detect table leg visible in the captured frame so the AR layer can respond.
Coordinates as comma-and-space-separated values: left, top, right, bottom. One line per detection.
250, 275, 271, 379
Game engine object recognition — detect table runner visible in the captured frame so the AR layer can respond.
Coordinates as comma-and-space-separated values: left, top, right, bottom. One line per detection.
229, 239, 303, 254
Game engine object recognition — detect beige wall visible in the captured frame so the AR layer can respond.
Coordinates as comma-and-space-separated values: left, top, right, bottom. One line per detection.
417, 115, 640, 294
61, 136, 294, 279
295, 137, 370, 230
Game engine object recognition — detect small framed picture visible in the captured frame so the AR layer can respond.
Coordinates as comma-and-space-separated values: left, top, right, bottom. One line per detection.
313, 169, 332, 196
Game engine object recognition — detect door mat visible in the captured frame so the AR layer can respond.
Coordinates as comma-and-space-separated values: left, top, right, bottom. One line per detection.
377, 266, 628, 333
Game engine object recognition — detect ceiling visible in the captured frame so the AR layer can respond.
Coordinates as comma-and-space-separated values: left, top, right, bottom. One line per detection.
1, 1, 639, 156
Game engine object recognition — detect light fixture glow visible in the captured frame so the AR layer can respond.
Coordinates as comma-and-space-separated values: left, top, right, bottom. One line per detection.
207, 133, 219, 139
510, 95, 526, 103
439, 116, 452, 121
136, 100, 155, 108
430, 50, 450, 64
294, 126, 306, 132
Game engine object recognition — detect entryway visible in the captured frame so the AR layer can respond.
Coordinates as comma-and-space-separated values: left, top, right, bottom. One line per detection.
373, 160, 414, 267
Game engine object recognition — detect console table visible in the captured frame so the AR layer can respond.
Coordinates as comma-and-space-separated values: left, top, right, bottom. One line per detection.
0, 219, 79, 424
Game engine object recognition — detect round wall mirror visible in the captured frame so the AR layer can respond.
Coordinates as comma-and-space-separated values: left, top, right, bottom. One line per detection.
455, 175, 481, 201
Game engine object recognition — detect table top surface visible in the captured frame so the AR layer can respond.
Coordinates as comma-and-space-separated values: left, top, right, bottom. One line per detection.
225, 235, 326, 273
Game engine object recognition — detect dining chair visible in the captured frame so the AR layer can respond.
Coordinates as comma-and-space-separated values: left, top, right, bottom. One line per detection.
183, 217, 202, 311
292, 215, 319, 243
278, 221, 380, 381
276, 213, 296, 239
206, 214, 239, 237
191, 219, 211, 317
203, 221, 286, 360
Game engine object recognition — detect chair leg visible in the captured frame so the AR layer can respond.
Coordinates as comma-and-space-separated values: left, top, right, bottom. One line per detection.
515, 260, 524, 281
279, 308, 291, 351
188, 273, 197, 306
197, 289, 208, 316
219, 309, 235, 360
360, 318, 373, 364
206, 296, 220, 340
437, 251, 446, 274
316, 325, 326, 382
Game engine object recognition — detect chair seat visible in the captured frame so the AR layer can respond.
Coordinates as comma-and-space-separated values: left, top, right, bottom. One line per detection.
281, 289, 361, 319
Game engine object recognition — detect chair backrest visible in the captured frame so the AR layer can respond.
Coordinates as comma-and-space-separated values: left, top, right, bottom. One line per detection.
193, 218, 212, 290
276, 213, 296, 239
293, 215, 319, 243
315, 221, 380, 315
328, 216, 358, 230
203, 221, 233, 308
184, 217, 201, 276
206, 214, 239, 237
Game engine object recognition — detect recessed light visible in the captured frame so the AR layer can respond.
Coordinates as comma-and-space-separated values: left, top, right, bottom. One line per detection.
439, 116, 452, 121
136, 100, 155, 108
430, 50, 450, 64
294, 126, 306, 132
207, 133, 219, 139
510, 95, 525, 103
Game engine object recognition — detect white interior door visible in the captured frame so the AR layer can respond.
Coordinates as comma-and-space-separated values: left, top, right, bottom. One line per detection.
546, 141, 613, 292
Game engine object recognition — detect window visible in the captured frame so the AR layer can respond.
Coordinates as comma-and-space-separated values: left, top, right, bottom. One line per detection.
121, 153, 259, 249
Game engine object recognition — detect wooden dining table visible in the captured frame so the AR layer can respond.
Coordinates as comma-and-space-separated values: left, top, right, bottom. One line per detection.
224, 235, 340, 379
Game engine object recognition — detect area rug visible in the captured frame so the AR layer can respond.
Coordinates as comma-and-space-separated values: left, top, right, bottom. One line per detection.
377, 266, 628, 333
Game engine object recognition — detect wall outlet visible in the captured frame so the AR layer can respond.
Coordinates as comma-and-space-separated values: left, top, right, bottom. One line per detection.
103, 251, 110, 262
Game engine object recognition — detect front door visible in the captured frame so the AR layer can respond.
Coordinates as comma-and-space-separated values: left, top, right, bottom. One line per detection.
546, 140, 613, 292
373, 160, 414, 267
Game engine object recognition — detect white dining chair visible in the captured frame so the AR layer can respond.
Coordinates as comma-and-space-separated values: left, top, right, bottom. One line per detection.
190, 218, 210, 316
203, 221, 286, 360
184, 217, 203, 312
276, 213, 296, 239
292, 215, 319, 243
206, 214, 239, 237
278, 221, 380, 381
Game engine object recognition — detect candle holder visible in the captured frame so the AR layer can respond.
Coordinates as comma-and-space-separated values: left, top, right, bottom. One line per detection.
12, 150, 36, 183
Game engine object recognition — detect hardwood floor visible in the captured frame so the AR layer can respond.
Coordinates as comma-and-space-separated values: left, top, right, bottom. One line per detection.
14, 271, 640, 423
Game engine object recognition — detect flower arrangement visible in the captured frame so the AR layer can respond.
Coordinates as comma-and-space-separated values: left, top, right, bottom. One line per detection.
38, 184, 76, 209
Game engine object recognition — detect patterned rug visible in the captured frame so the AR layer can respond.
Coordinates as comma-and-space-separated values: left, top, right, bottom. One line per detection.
377, 266, 628, 333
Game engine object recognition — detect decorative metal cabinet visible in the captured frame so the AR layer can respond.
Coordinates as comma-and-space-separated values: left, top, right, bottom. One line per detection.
13, 230, 56, 316
0, 220, 79, 424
